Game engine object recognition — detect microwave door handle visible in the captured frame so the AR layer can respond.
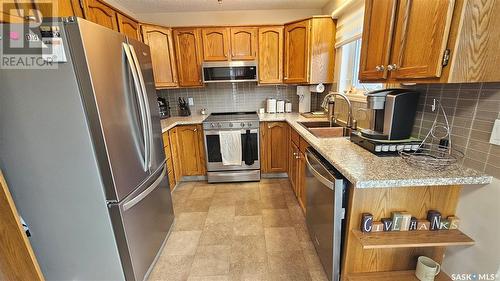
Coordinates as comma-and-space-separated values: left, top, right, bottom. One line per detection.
129, 44, 153, 170
123, 43, 148, 171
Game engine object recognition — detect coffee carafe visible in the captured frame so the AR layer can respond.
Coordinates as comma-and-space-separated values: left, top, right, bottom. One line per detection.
361, 89, 419, 140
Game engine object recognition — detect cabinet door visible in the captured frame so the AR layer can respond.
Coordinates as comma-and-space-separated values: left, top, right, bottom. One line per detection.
56, 0, 85, 17
359, 0, 397, 81
168, 128, 182, 183
175, 125, 205, 176
297, 150, 306, 212
389, 0, 455, 79
173, 28, 204, 87
265, 122, 289, 173
258, 26, 284, 84
289, 142, 298, 196
142, 25, 178, 88
201, 27, 230, 61
84, 0, 118, 31
117, 13, 139, 40
284, 20, 310, 84
230, 27, 258, 60
0, 0, 37, 23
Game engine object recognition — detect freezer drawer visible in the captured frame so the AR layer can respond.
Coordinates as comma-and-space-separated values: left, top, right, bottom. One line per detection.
305, 148, 346, 281
109, 167, 174, 281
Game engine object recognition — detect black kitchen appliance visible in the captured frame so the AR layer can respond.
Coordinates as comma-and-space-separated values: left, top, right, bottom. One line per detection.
360, 89, 419, 140
178, 97, 191, 116
157, 97, 170, 119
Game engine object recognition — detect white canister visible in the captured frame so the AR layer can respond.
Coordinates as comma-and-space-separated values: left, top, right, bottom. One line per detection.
276, 100, 285, 113
285, 102, 292, 113
266, 98, 276, 113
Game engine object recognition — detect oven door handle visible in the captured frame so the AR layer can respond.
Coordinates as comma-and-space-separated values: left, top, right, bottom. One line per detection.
204, 129, 258, 135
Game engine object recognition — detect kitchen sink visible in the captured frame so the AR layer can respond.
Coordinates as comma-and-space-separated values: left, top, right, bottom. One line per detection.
298, 121, 352, 138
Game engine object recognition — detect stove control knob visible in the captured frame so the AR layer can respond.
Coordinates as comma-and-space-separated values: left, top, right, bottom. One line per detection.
217, 123, 222, 128
211, 123, 215, 128
229, 123, 233, 127
247, 122, 253, 127
240, 122, 245, 127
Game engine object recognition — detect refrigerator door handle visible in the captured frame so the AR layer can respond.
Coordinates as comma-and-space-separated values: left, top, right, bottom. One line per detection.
122, 166, 166, 212
129, 44, 153, 171
123, 43, 148, 172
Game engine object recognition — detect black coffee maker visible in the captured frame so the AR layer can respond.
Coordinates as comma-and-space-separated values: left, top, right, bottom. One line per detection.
157, 97, 170, 119
361, 89, 419, 140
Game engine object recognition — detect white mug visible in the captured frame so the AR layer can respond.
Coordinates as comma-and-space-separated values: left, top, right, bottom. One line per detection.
415, 256, 441, 281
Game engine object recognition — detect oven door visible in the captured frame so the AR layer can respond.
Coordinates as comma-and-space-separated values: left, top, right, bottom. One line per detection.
204, 128, 260, 171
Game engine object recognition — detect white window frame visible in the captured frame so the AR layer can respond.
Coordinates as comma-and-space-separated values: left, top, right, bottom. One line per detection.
336, 39, 383, 102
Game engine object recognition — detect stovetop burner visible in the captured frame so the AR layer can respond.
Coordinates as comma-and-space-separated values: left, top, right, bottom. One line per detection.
204, 111, 259, 123
203, 111, 259, 129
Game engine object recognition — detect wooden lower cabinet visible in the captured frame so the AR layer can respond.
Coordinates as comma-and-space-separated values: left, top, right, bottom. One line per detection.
162, 132, 176, 190
288, 128, 308, 212
260, 122, 289, 173
169, 125, 206, 179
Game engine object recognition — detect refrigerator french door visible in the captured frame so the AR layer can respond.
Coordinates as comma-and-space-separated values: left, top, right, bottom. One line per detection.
0, 18, 174, 281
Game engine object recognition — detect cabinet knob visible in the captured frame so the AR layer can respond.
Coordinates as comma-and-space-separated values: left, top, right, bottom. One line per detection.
387, 64, 398, 71
193, 128, 197, 132
375, 65, 385, 72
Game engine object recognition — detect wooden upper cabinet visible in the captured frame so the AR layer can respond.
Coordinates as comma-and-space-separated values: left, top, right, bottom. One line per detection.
284, 20, 310, 84
84, 0, 118, 31
389, 0, 455, 79
142, 25, 178, 89
359, 0, 397, 81
284, 17, 335, 84
0, 0, 38, 23
230, 27, 258, 60
202, 27, 230, 61
173, 28, 203, 87
117, 13, 139, 40
258, 26, 284, 84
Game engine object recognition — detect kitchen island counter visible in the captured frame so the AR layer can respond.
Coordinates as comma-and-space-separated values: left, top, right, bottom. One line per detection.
259, 113, 492, 188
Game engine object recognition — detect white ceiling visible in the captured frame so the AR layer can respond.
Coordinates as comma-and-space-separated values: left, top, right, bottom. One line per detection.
118, 0, 331, 14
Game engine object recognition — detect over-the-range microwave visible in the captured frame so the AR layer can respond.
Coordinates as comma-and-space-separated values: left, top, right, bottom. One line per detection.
202, 61, 258, 83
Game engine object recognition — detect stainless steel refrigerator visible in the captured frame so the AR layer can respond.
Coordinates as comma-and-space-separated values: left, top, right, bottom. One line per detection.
0, 18, 174, 281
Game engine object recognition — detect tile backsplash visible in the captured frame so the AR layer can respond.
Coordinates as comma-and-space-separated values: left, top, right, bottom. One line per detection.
409, 83, 500, 178
158, 83, 299, 116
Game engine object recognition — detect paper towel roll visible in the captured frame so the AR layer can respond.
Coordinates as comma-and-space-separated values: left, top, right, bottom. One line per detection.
309, 83, 325, 93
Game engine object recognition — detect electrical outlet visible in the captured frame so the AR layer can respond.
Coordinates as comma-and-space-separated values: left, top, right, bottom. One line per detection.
490, 119, 500, 146
188, 97, 194, 106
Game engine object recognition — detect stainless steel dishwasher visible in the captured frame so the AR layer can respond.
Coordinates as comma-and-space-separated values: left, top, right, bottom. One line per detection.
305, 148, 347, 281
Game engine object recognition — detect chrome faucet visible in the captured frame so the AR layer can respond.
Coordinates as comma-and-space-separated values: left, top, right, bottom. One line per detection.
321, 91, 356, 129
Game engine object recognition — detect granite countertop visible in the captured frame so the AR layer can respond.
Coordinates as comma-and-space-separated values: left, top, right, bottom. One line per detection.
259, 113, 493, 189
160, 113, 493, 188
160, 115, 208, 133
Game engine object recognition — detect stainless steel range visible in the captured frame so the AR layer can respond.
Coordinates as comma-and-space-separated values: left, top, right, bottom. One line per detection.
203, 112, 260, 183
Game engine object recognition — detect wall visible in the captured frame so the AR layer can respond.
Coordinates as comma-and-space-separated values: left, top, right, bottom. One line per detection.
407, 82, 500, 277
138, 9, 321, 27
409, 83, 499, 178
158, 83, 298, 116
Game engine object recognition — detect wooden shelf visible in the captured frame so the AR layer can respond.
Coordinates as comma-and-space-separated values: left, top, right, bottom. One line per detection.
352, 229, 474, 249
345, 270, 451, 281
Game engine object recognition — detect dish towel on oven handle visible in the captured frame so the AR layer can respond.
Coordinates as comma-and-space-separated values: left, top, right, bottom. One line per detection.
244, 130, 255, 165
219, 130, 242, 166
